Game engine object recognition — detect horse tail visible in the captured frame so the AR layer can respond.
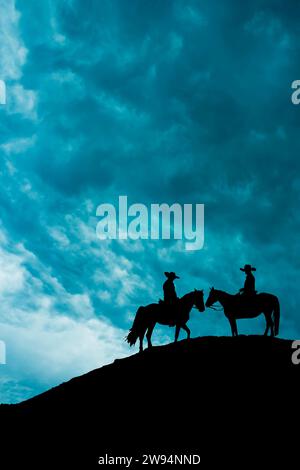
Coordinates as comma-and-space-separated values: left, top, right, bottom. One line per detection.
126, 307, 145, 346
273, 297, 280, 336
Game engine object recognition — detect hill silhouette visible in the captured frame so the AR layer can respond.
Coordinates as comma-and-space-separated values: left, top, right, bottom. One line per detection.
0, 335, 299, 468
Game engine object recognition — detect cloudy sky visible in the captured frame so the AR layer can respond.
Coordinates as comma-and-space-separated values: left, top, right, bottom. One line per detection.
0, 0, 300, 403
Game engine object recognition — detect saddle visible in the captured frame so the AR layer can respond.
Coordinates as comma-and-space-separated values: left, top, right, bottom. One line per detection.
238, 289, 257, 295
235, 292, 258, 310
158, 299, 178, 326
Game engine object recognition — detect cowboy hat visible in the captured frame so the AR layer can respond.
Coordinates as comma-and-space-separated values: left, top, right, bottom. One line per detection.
240, 264, 256, 272
164, 272, 180, 279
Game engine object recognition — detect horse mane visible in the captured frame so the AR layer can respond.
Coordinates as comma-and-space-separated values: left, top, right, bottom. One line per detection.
180, 290, 200, 302
214, 289, 233, 297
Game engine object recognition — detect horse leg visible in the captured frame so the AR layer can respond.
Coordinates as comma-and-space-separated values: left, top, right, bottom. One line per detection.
139, 334, 144, 353
228, 317, 234, 336
181, 323, 191, 340
146, 322, 155, 349
267, 309, 275, 336
263, 318, 270, 336
270, 318, 275, 337
174, 324, 180, 342
229, 317, 238, 337
263, 313, 271, 336
264, 311, 274, 336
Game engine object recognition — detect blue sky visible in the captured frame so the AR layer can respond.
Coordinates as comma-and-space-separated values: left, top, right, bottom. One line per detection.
0, 0, 300, 403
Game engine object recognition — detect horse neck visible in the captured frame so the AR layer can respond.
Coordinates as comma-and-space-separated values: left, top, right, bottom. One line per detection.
215, 290, 232, 306
180, 292, 196, 310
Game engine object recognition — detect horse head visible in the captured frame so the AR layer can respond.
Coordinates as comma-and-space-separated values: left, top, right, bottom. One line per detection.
205, 287, 218, 308
193, 289, 205, 312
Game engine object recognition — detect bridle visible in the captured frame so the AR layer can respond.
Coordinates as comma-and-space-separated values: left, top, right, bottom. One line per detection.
207, 304, 223, 311
207, 289, 224, 312
192, 291, 205, 311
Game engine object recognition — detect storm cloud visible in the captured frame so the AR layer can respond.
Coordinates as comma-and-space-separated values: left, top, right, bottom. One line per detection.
0, 0, 300, 402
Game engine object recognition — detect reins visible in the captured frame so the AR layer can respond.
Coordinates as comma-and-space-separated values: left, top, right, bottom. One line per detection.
208, 305, 224, 312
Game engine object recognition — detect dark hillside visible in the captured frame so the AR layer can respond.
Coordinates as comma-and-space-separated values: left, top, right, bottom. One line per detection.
0, 336, 298, 468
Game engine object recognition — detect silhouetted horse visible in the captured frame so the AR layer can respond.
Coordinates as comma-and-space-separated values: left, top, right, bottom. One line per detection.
205, 288, 280, 337
126, 290, 205, 352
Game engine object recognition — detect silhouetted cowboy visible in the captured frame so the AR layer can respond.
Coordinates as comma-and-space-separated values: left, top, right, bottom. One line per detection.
239, 264, 256, 295
163, 272, 179, 304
